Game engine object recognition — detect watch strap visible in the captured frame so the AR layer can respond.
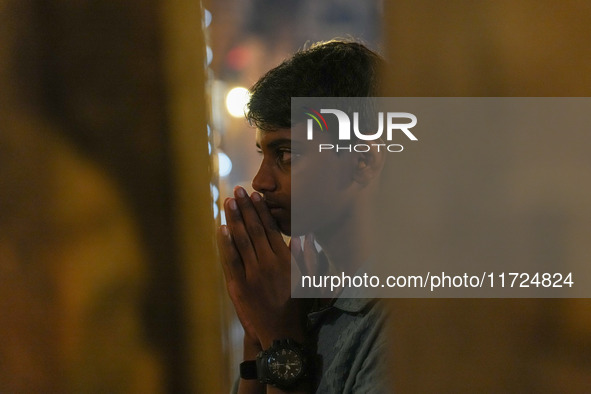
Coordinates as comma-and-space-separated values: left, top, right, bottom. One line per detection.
239, 360, 258, 380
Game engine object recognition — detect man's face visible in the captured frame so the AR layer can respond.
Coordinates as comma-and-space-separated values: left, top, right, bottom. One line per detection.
252, 128, 293, 234
252, 125, 358, 236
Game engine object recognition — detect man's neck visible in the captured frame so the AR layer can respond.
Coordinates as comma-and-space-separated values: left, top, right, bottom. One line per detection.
314, 198, 374, 278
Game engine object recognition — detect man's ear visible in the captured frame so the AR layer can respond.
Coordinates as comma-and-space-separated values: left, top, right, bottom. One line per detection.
352, 140, 385, 186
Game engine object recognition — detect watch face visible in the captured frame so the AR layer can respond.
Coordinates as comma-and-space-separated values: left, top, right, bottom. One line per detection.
267, 348, 303, 383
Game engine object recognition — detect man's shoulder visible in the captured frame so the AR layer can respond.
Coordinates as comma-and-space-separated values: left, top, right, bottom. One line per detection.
313, 298, 392, 393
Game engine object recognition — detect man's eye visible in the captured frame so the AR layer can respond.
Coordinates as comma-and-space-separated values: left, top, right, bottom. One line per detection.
278, 150, 292, 163
278, 149, 300, 166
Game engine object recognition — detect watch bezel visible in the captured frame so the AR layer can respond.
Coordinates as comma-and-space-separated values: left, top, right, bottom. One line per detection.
257, 339, 309, 389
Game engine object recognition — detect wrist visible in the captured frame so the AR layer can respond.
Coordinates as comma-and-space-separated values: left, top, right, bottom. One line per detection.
260, 331, 306, 351
243, 336, 262, 360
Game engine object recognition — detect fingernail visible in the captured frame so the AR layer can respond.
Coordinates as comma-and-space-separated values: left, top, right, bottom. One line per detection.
251, 192, 262, 202
235, 187, 246, 198
229, 199, 238, 210
220, 225, 230, 237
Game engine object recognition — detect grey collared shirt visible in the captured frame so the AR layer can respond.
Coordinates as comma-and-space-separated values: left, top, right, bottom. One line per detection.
308, 296, 391, 393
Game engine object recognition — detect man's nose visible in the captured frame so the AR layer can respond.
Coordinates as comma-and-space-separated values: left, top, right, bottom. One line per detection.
252, 161, 276, 193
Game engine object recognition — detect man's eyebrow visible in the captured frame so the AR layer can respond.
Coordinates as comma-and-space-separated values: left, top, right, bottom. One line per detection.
256, 138, 293, 150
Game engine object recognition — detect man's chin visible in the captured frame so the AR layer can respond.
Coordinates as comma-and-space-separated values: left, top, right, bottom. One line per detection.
287, 225, 313, 238
268, 209, 291, 235
277, 221, 291, 236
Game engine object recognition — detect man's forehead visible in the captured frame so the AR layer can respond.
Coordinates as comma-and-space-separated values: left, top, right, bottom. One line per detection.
255, 124, 309, 145
255, 128, 292, 146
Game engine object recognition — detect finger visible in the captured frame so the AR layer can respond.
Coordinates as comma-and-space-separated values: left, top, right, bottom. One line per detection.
303, 234, 319, 276
233, 186, 273, 261
289, 236, 307, 276
216, 225, 245, 281
316, 249, 330, 276
224, 197, 258, 271
251, 191, 287, 254
290, 236, 302, 260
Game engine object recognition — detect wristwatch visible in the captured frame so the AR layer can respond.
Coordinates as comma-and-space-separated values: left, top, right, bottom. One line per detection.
240, 339, 309, 389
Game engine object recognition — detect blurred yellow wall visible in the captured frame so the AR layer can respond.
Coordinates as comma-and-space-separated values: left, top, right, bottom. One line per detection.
1, 0, 226, 392
383, 1, 591, 392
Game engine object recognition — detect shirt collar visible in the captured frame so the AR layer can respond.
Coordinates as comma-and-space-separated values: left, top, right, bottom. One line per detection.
332, 296, 373, 313
307, 256, 378, 317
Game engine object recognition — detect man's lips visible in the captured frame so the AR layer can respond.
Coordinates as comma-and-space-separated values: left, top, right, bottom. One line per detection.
263, 199, 285, 212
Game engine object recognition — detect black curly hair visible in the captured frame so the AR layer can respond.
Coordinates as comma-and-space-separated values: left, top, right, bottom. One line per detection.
246, 40, 383, 132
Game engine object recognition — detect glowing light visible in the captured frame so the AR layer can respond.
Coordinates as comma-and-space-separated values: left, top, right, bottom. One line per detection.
218, 151, 232, 177
210, 184, 219, 201
206, 46, 213, 66
204, 9, 212, 28
225, 87, 250, 118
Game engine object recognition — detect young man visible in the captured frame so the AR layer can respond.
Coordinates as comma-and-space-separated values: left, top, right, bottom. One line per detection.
217, 40, 390, 393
